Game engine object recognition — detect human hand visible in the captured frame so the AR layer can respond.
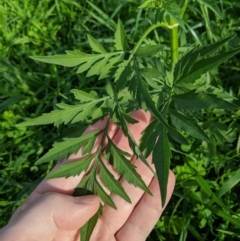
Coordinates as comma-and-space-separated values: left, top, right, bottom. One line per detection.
0, 110, 175, 241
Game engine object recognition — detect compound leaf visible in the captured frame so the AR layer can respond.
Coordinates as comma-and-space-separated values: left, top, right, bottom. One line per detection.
174, 90, 238, 111
99, 158, 131, 203
174, 36, 236, 82
169, 109, 210, 142
35, 130, 100, 165
46, 154, 95, 179
177, 48, 240, 84
110, 140, 151, 195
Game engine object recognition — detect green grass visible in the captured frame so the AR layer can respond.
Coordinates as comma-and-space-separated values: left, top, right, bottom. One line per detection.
1, 0, 240, 240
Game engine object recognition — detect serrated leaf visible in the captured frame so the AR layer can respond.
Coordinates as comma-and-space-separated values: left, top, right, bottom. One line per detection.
80, 205, 102, 241
87, 35, 107, 54
114, 105, 155, 174
173, 90, 238, 111
82, 137, 96, 155
45, 154, 95, 179
141, 68, 164, 89
197, 0, 223, 19
136, 74, 169, 129
96, 181, 117, 209
135, 45, 163, 57
86, 57, 110, 77
31, 51, 95, 67
99, 158, 131, 203
174, 35, 235, 82
17, 104, 83, 127
115, 59, 133, 91
73, 175, 93, 196
70, 89, 97, 102
110, 140, 151, 195
35, 130, 100, 165
17, 98, 105, 127
140, 119, 159, 157
152, 124, 171, 206
195, 35, 235, 57
122, 113, 139, 124
169, 109, 210, 142
105, 80, 115, 96
31, 50, 122, 80
168, 127, 189, 145
99, 55, 122, 80
176, 48, 240, 84
90, 101, 107, 121
114, 19, 127, 51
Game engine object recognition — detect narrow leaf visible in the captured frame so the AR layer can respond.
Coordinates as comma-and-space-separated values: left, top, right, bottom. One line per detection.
45, 154, 94, 179
152, 124, 171, 206
169, 109, 210, 142
135, 45, 163, 57
197, 0, 223, 19
137, 76, 169, 128
80, 205, 102, 241
99, 158, 131, 203
96, 181, 117, 209
140, 119, 159, 157
114, 19, 127, 51
70, 89, 97, 102
216, 169, 240, 198
168, 127, 189, 145
82, 137, 96, 155
186, 161, 234, 212
115, 59, 133, 91
87, 34, 107, 54
110, 140, 151, 195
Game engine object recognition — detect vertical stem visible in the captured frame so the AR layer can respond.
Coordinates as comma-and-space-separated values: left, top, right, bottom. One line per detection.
169, 18, 179, 65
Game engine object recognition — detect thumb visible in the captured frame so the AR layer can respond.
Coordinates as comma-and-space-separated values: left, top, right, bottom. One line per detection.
3, 193, 100, 240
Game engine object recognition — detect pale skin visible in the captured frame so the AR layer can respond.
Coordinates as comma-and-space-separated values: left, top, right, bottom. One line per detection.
0, 110, 175, 241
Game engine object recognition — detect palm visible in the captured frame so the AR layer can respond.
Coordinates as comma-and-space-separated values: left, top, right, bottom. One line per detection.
11, 110, 175, 241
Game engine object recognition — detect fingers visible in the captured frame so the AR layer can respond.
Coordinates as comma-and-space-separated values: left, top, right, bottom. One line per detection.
98, 155, 155, 234
12, 117, 115, 219
5, 194, 100, 241
116, 171, 175, 241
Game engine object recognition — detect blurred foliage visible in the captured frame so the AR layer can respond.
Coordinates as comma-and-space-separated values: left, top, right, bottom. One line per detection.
1, 0, 240, 240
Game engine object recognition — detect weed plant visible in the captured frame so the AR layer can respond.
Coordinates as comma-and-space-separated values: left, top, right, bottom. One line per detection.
1, 0, 240, 240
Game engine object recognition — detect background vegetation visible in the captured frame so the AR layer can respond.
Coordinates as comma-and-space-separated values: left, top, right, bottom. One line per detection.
1, 0, 240, 240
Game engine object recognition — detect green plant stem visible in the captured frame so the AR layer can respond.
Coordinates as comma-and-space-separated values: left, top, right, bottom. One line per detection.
131, 22, 178, 55
169, 18, 179, 65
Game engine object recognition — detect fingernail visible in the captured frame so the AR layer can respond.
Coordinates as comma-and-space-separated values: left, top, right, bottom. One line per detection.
75, 195, 96, 204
